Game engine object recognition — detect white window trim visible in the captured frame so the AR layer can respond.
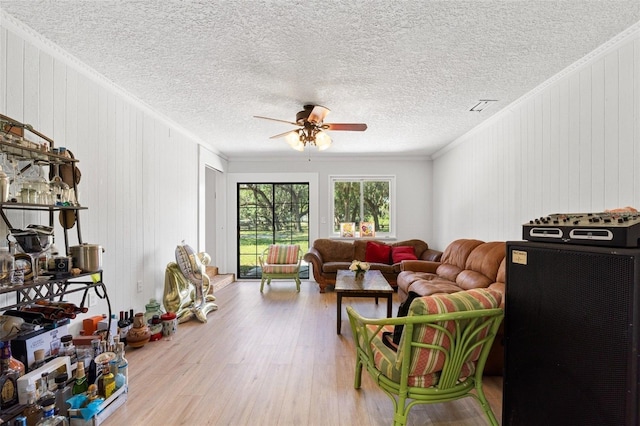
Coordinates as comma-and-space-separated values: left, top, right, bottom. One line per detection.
329, 175, 396, 239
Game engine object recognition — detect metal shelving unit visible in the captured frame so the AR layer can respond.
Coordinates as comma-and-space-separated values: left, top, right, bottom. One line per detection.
0, 115, 111, 324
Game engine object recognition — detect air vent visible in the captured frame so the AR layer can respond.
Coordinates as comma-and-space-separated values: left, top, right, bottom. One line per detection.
470, 100, 497, 112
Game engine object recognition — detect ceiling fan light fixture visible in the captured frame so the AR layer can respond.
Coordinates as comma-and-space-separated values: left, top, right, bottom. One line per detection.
285, 130, 304, 151
315, 131, 332, 151
255, 105, 367, 152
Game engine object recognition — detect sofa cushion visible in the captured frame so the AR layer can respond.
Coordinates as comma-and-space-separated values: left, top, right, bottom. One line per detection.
365, 241, 392, 264
456, 241, 506, 290
313, 239, 354, 262
435, 239, 485, 281
321, 261, 354, 273
391, 246, 417, 263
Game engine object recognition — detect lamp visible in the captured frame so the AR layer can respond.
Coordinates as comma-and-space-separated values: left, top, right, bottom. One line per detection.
285, 122, 333, 151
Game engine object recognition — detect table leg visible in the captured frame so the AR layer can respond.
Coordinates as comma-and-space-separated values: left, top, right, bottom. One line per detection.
337, 292, 342, 335
386, 294, 392, 318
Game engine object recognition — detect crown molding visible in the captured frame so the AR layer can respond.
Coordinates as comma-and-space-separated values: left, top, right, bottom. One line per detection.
0, 8, 224, 158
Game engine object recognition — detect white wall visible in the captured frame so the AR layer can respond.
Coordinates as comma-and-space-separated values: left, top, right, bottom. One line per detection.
226, 156, 433, 273
431, 23, 640, 248
0, 14, 226, 328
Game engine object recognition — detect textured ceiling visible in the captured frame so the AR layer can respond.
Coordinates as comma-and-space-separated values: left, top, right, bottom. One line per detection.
1, 1, 639, 159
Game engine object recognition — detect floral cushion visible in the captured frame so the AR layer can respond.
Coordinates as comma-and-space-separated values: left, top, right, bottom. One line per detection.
369, 288, 501, 387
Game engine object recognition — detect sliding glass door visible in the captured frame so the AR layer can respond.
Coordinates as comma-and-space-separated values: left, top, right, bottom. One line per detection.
237, 183, 309, 279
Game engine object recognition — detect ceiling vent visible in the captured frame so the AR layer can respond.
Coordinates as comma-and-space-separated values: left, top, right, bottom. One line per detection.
470, 100, 498, 112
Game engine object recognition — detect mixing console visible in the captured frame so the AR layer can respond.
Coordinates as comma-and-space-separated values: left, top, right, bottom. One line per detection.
522, 211, 640, 247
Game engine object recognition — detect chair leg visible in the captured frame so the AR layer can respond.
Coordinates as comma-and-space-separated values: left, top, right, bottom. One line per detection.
260, 277, 266, 292
354, 356, 363, 389
295, 277, 301, 292
475, 383, 499, 426
393, 395, 409, 426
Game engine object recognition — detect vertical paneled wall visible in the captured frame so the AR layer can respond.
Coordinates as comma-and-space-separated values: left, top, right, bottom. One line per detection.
0, 20, 204, 324
432, 26, 640, 248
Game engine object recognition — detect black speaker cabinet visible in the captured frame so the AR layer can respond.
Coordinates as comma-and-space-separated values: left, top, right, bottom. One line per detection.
504, 241, 640, 426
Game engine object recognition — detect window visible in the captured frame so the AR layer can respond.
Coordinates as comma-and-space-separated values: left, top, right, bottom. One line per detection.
330, 176, 395, 238
237, 183, 310, 279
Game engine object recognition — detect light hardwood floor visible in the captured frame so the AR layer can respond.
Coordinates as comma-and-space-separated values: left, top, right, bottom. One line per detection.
103, 280, 503, 426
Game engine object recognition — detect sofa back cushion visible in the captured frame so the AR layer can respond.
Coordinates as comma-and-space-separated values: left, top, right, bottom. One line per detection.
313, 239, 354, 262
435, 239, 484, 281
365, 241, 392, 263
456, 241, 506, 290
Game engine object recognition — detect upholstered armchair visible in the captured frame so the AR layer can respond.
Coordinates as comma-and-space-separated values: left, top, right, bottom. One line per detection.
347, 288, 503, 426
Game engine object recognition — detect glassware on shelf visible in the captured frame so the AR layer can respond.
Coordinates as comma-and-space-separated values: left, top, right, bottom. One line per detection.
8, 225, 53, 282
49, 164, 69, 205
20, 162, 48, 205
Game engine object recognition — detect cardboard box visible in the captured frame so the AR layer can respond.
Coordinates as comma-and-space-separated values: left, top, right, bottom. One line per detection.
11, 323, 68, 371
82, 315, 104, 336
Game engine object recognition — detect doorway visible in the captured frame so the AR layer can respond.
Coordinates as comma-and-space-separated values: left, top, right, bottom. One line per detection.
237, 182, 309, 279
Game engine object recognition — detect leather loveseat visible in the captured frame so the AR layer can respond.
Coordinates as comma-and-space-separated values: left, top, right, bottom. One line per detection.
304, 238, 442, 293
396, 238, 506, 374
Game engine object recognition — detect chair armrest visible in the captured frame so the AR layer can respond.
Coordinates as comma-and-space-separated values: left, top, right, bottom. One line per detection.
346, 306, 412, 361
400, 260, 441, 273
420, 248, 443, 262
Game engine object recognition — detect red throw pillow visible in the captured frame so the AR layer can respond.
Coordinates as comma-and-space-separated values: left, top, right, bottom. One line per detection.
391, 246, 418, 263
365, 241, 392, 264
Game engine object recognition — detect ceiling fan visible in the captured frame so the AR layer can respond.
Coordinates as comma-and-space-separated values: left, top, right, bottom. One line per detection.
254, 105, 367, 151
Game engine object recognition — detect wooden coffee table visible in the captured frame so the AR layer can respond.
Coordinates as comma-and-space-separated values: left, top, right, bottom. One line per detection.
335, 269, 394, 335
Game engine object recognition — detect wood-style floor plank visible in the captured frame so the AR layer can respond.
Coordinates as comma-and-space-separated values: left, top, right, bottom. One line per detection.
103, 281, 503, 425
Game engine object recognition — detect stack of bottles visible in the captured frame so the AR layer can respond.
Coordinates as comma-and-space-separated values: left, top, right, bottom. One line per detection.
0, 333, 128, 425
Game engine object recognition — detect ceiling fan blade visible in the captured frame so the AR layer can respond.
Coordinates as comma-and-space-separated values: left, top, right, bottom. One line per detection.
324, 123, 368, 131
254, 115, 298, 126
269, 130, 298, 139
308, 105, 330, 124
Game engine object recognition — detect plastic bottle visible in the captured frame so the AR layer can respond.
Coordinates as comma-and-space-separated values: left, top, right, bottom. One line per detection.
0, 247, 14, 288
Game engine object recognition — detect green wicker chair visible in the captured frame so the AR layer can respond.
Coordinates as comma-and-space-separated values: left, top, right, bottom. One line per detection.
259, 244, 303, 292
347, 288, 504, 426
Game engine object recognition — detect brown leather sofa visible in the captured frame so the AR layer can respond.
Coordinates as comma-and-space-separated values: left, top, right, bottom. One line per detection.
304, 238, 442, 293
397, 238, 506, 375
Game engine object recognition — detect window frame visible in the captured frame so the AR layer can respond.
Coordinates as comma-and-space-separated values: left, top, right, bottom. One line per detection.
329, 175, 396, 238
